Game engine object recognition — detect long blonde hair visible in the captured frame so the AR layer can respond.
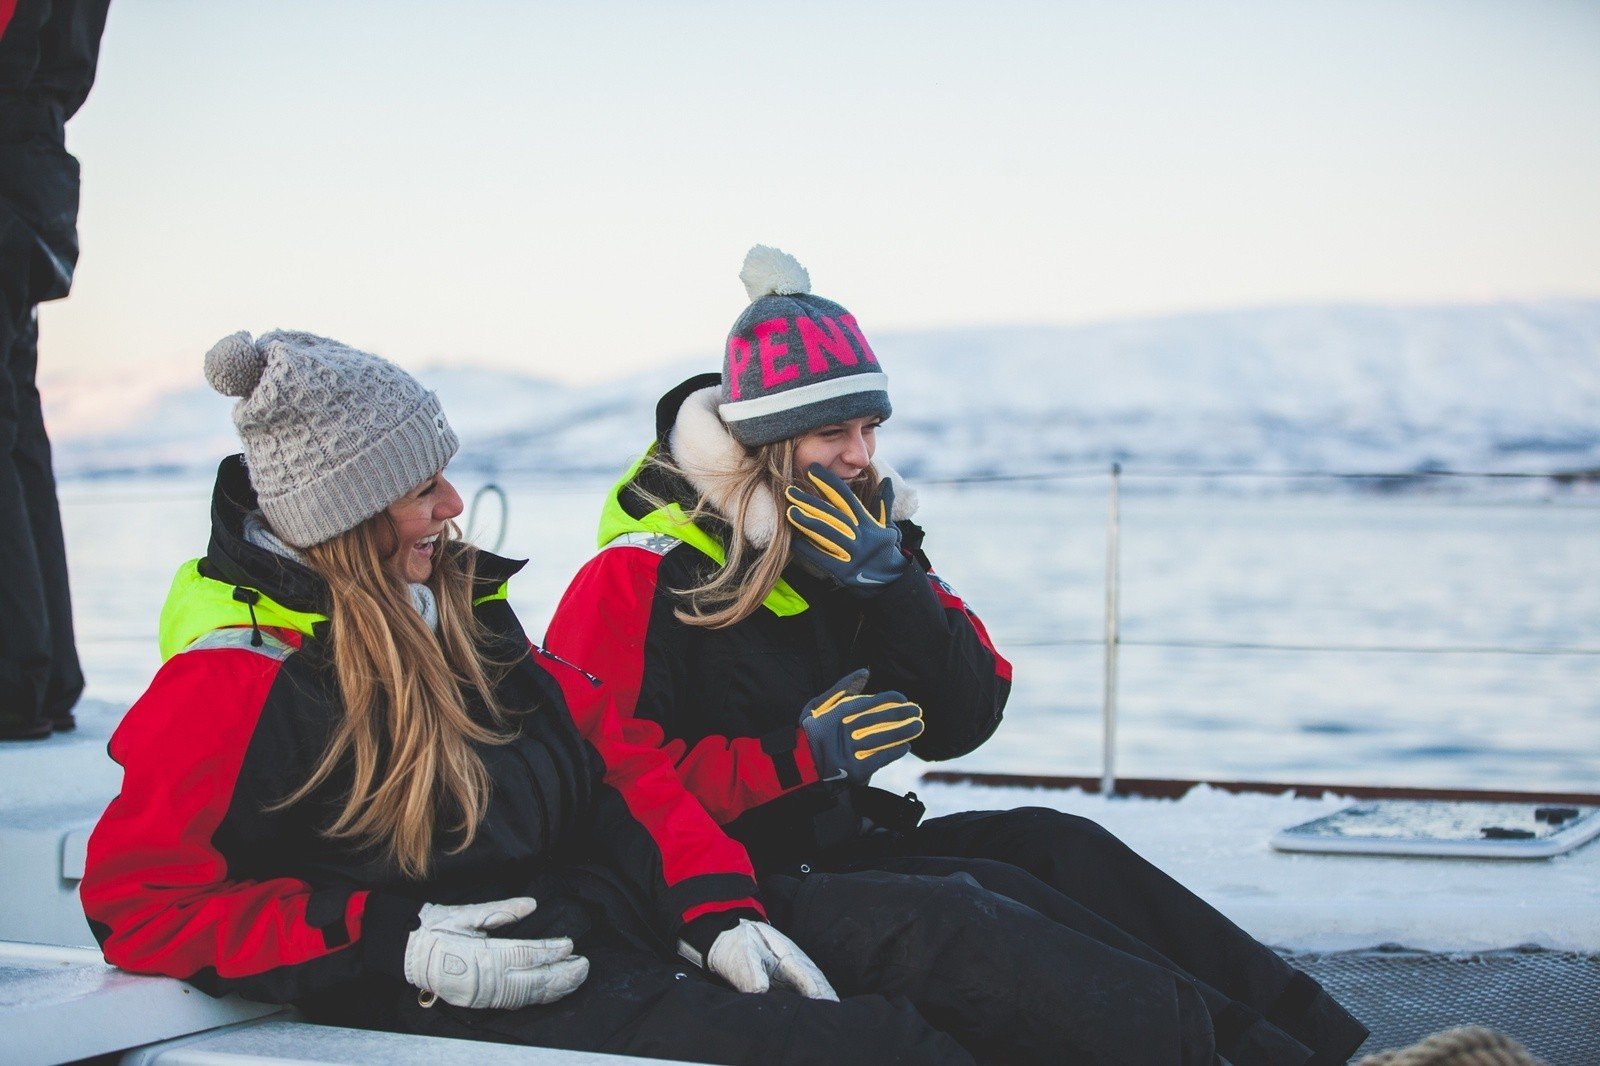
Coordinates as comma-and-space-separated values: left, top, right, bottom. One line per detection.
643, 443, 880, 629
279, 515, 515, 879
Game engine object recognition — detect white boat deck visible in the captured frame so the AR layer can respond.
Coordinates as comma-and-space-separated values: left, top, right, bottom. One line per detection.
0, 942, 277, 1066
0, 943, 657, 1066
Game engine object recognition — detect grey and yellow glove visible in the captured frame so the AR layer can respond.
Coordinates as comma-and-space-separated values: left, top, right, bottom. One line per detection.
785, 465, 909, 594
800, 668, 924, 786
403, 898, 589, 1010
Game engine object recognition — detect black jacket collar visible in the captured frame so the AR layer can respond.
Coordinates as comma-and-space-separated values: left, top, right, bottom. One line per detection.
655, 372, 721, 447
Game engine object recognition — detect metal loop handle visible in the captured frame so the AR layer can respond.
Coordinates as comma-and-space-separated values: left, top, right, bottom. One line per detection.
467, 482, 509, 553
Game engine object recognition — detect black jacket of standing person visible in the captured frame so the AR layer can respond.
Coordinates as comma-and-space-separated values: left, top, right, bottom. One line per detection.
0, 0, 111, 737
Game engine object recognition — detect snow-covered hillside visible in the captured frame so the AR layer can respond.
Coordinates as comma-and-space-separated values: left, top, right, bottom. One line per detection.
43, 301, 1600, 483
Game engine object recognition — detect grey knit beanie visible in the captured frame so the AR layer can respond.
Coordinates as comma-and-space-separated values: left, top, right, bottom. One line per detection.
204, 329, 459, 547
719, 246, 891, 447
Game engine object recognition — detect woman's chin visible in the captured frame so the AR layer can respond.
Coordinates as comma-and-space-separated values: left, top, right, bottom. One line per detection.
393, 553, 433, 584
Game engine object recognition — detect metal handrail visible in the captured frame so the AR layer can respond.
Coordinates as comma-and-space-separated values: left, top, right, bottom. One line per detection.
466, 482, 509, 553
919, 466, 1598, 485
999, 637, 1600, 656
55, 462, 1600, 506
1071, 463, 1597, 794
63, 454, 1600, 796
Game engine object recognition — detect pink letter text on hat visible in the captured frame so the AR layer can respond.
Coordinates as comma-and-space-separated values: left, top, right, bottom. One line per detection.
726, 337, 753, 400
839, 314, 877, 364
756, 317, 799, 389
797, 315, 859, 374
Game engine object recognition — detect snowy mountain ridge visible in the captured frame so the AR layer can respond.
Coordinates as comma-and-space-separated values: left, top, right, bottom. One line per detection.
44, 300, 1600, 484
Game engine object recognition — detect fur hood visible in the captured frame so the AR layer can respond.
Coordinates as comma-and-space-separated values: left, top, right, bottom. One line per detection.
667, 385, 919, 549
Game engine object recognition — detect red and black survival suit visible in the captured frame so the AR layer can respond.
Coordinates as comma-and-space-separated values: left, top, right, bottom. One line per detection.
547, 375, 1013, 872
543, 376, 1369, 1066
80, 456, 974, 1064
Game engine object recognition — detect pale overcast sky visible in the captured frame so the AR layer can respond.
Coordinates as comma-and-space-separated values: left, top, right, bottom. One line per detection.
37, 0, 1600, 383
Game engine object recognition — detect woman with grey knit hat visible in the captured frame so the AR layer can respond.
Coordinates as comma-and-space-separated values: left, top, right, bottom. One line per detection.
79, 330, 975, 1064
545, 246, 1370, 1065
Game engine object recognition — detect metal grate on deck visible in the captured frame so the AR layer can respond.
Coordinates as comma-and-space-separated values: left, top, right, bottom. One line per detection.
1280, 946, 1598, 1066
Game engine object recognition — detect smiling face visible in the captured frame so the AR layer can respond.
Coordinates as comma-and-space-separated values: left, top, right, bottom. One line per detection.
791, 415, 881, 484
383, 471, 464, 583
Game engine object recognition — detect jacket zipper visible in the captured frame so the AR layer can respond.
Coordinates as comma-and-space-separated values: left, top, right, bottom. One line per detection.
522, 648, 672, 953
532, 643, 603, 688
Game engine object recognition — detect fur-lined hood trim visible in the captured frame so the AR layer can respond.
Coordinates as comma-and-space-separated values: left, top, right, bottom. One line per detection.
668, 384, 918, 548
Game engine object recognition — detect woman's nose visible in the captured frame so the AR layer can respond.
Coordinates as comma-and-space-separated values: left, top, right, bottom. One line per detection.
436, 476, 465, 521
840, 431, 871, 470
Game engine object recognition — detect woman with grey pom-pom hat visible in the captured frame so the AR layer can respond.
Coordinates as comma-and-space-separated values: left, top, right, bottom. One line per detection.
546, 245, 1369, 1065
80, 328, 976, 1065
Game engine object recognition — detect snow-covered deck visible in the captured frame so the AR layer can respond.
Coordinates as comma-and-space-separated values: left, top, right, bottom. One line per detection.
897, 774, 1600, 955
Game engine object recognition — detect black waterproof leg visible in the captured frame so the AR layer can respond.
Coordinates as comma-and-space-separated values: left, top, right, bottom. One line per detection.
896, 808, 1369, 1065
390, 943, 975, 1066
0, 296, 53, 737
842, 852, 1319, 1066
8, 313, 81, 726
767, 868, 1218, 1066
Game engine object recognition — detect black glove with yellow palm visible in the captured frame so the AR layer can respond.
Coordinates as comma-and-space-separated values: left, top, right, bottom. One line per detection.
800, 668, 924, 786
785, 464, 909, 595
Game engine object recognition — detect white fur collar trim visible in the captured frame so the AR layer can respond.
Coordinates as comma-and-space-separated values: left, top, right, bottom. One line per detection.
667, 385, 919, 548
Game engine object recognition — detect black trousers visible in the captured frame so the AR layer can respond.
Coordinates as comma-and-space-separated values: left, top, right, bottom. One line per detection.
798, 807, 1370, 1066
389, 864, 1218, 1066
0, 0, 110, 736
389, 883, 1210, 1066
767, 867, 1218, 1065
396, 945, 975, 1065
384, 811, 1367, 1064
0, 257, 83, 734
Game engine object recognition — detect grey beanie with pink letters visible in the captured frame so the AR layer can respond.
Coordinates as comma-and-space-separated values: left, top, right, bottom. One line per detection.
718, 246, 891, 447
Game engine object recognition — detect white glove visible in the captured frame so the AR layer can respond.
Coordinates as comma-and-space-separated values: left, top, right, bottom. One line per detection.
403, 897, 589, 1010
677, 919, 838, 1002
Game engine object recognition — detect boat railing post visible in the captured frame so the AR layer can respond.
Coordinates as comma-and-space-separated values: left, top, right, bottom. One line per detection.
1101, 462, 1122, 797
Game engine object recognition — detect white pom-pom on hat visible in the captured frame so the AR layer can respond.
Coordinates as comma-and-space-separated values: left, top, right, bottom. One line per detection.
739, 245, 811, 303
204, 331, 267, 398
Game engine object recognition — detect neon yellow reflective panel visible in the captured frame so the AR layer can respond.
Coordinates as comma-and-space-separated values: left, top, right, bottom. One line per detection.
157, 560, 326, 662
473, 582, 509, 607
597, 449, 810, 617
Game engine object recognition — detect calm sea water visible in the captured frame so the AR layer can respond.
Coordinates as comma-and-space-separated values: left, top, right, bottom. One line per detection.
62, 474, 1600, 791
